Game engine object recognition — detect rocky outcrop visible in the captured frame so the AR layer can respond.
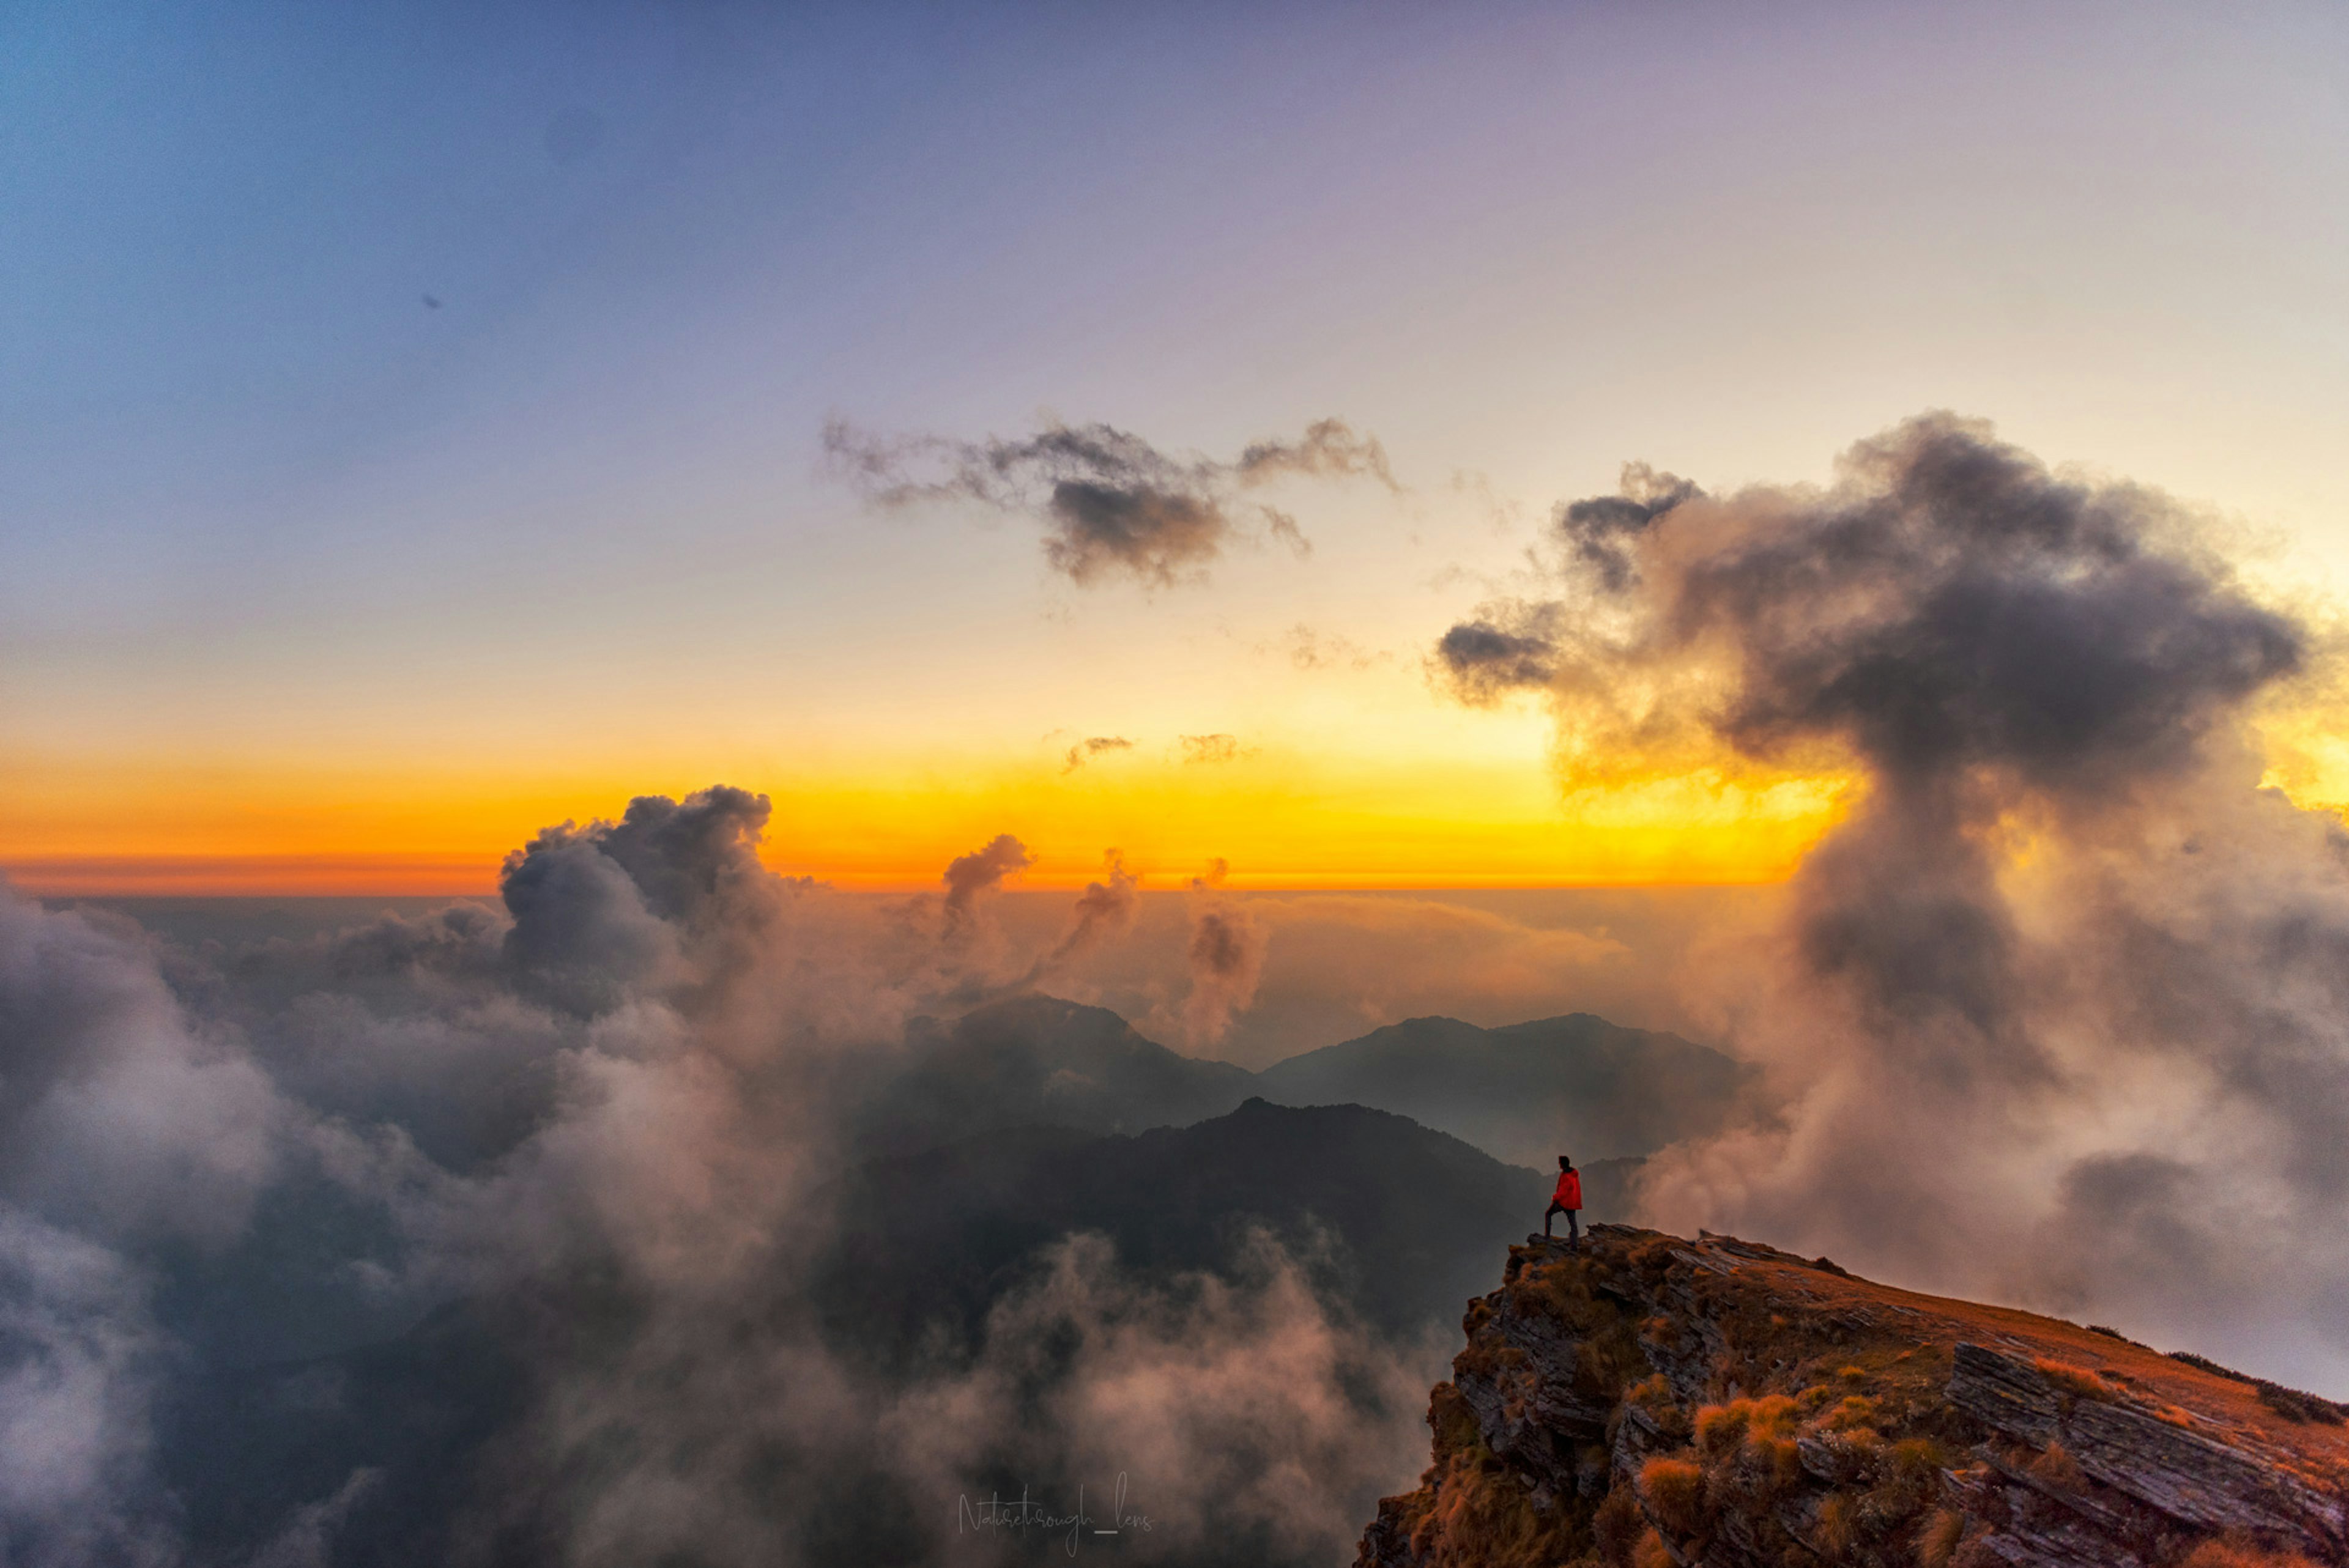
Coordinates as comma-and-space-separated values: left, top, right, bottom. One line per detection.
1358, 1226, 2348, 1568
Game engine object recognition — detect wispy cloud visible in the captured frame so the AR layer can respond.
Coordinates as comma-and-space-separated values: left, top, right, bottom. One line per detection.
825, 416, 1395, 587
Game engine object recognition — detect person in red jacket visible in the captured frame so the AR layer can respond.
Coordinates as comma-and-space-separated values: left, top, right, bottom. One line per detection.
1545, 1156, 1582, 1246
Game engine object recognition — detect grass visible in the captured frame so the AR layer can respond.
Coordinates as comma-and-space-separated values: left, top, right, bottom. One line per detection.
2025, 1441, 2086, 1489
2175, 1539, 2323, 1568
2033, 1356, 2117, 1402
1635, 1457, 1704, 1536
1375, 1229, 2349, 1568
2165, 1350, 2347, 1426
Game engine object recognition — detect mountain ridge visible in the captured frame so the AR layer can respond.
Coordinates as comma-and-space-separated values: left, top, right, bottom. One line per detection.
1359, 1226, 2347, 1568
872, 993, 1751, 1168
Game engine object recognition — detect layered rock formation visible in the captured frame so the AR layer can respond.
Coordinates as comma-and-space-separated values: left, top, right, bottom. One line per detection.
1359, 1226, 2347, 1568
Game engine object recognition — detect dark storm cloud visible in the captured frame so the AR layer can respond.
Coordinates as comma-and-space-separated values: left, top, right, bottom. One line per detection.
823, 415, 1394, 586
1482, 413, 2349, 1377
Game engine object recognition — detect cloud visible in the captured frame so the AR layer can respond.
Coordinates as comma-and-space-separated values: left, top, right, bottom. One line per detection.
0, 1208, 177, 1568
1234, 418, 1400, 491
1006, 853, 1146, 999
941, 834, 1035, 941
0, 892, 283, 1245
242, 1468, 384, 1568
880, 1231, 1431, 1567
1182, 865, 1269, 1049
499, 786, 782, 1012
824, 416, 1393, 587
1551, 460, 1701, 591
0, 886, 303, 1565
1431, 602, 1562, 703
1454, 412, 2349, 1384
17, 794, 1632, 1564
1061, 736, 1134, 773
1277, 624, 1386, 673
1047, 851, 1141, 967
1178, 733, 1244, 764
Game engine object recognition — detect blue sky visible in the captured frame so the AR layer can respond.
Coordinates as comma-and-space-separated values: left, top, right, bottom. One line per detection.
5, 1, 2347, 886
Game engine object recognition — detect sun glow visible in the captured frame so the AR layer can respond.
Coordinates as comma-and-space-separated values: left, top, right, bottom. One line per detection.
1, 742, 1850, 897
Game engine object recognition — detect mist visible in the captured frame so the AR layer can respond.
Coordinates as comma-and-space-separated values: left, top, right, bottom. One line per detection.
5, 798, 1713, 1566
1438, 412, 2349, 1389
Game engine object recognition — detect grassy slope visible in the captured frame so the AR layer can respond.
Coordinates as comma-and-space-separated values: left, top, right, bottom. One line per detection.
1368, 1227, 2347, 1568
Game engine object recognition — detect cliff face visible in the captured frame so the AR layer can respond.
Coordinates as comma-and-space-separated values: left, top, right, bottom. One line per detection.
1358, 1227, 2348, 1568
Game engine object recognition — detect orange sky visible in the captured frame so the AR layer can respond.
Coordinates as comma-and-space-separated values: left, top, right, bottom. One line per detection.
0, 745, 1852, 896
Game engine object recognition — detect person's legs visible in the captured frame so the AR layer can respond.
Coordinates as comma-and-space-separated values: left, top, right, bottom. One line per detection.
1567, 1209, 1580, 1246
1543, 1201, 1562, 1237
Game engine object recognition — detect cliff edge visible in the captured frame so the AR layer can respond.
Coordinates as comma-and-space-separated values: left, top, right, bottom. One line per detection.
1358, 1226, 2347, 1568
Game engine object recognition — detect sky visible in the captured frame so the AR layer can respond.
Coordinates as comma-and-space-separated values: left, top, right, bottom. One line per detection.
6, 0, 2348, 893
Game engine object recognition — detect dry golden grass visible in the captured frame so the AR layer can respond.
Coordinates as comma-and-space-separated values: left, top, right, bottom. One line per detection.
1917, 1506, 1967, 1568
1636, 1456, 1705, 1537
1630, 1527, 1676, 1568
1812, 1493, 1857, 1555
1820, 1392, 1879, 1430
1625, 1373, 1674, 1410
1378, 1230, 2349, 1568
2174, 1538, 2323, 1568
2025, 1441, 2086, 1490
1590, 1487, 1644, 1567
2033, 1356, 2117, 1402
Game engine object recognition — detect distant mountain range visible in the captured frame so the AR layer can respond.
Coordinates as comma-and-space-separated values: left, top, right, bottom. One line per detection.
166, 1099, 1622, 1567
1253, 1009, 1754, 1166
158, 996, 1739, 1566
863, 993, 1753, 1167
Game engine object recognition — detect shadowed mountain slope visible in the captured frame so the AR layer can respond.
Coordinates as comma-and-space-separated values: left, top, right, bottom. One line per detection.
817, 1098, 1555, 1364
165, 1100, 1624, 1567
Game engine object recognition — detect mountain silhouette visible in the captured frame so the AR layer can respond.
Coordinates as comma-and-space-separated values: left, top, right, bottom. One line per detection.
862, 995, 1751, 1168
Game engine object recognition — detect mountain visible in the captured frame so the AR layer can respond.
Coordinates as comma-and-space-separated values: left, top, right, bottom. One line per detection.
852, 993, 1258, 1155
817, 1098, 1550, 1364
1360, 1227, 2348, 1568
861, 996, 1753, 1172
163, 1100, 1590, 1567
1255, 1012, 1754, 1164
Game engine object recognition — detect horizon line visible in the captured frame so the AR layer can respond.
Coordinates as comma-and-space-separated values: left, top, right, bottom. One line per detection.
7, 854, 1791, 900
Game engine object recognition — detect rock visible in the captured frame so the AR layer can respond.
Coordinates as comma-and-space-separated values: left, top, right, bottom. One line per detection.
1357, 1228, 2349, 1568
1952, 1341, 2343, 1555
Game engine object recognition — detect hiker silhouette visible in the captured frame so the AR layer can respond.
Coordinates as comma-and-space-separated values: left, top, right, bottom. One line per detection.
1545, 1155, 1581, 1247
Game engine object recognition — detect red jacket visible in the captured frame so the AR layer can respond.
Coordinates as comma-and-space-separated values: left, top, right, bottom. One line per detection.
1553, 1169, 1582, 1209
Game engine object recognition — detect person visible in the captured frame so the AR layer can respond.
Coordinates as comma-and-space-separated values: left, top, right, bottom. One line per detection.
1545, 1155, 1582, 1246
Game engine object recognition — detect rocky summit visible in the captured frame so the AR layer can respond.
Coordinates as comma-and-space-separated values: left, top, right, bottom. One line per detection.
1357, 1226, 2348, 1568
